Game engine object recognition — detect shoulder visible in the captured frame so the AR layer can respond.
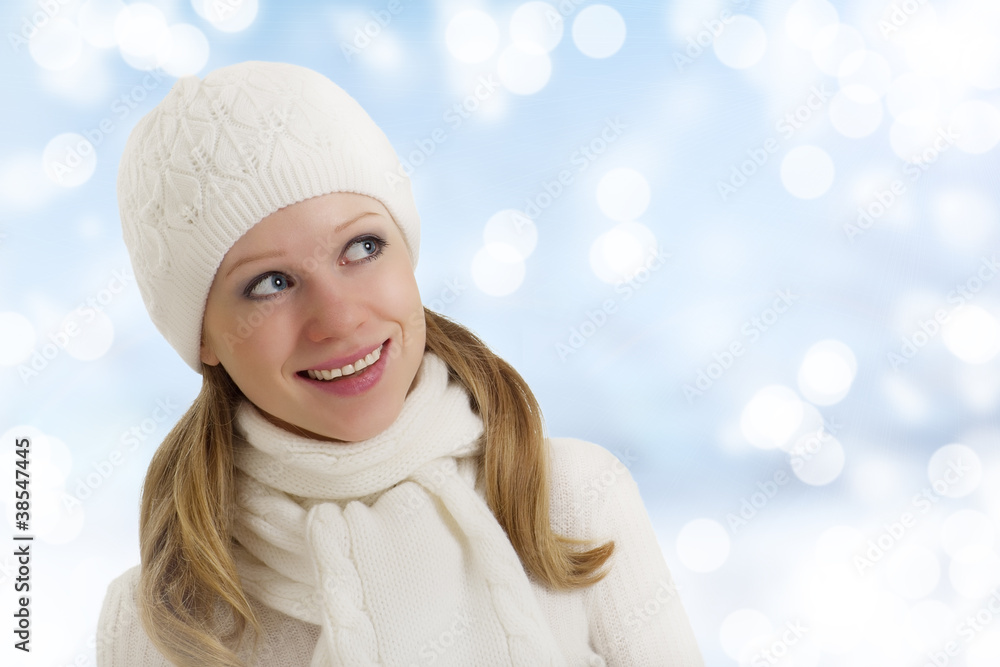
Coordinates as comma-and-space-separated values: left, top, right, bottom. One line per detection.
544, 436, 641, 539
545, 436, 636, 489
97, 565, 171, 666
98, 564, 141, 631
545, 439, 707, 665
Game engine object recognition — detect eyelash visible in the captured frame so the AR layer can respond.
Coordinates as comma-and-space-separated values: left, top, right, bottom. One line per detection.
242, 234, 390, 300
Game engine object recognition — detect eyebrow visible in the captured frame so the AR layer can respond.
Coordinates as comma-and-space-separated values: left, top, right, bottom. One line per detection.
224, 211, 381, 278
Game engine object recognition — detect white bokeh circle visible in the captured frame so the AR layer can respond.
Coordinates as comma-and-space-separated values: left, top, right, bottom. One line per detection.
510, 2, 563, 54
927, 443, 982, 498
942, 305, 1000, 364
470, 244, 526, 296
792, 434, 845, 486
1, 426, 81, 545
910, 600, 959, 649
719, 608, 773, 661
162, 24, 210, 78
0, 313, 37, 366
676, 518, 730, 573
713, 15, 767, 70
797, 339, 857, 405
194, 0, 259, 32
930, 188, 997, 251
115, 3, 170, 64
811, 23, 864, 77
780, 146, 835, 199
79, 0, 126, 48
483, 209, 537, 261
43, 133, 97, 188
61, 309, 116, 361
785, 0, 839, 50
446, 10, 499, 63
29, 18, 83, 71
830, 92, 883, 138
961, 30, 1000, 91
889, 111, 947, 160
816, 525, 866, 565
838, 50, 892, 104
949, 546, 1000, 599
572, 4, 626, 59
949, 100, 1000, 154
886, 546, 940, 600
497, 45, 552, 95
588, 221, 660, 285
942, 510, 995, 557
741, 385, 805, 450
596, 168, 651, 222
0, 153, 54, 210
886, 73, 940, 118
0, 426, 71, 486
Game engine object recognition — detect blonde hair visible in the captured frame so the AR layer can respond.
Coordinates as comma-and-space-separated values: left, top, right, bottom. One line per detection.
137, 308, 614, 666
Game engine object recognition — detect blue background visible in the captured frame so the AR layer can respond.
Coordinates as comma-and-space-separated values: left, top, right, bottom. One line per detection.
2, 0, 999, 665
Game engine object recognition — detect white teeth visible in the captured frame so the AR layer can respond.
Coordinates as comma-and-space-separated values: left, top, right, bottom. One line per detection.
306, 343, 383, 381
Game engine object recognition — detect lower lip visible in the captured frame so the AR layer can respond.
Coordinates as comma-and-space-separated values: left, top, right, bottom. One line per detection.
299, 339, 390, 397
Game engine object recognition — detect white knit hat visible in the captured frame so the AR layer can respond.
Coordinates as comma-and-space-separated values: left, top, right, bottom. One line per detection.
118, 61, 421, 373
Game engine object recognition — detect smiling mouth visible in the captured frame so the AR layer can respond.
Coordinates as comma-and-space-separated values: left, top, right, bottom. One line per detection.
298, 343, 384, 381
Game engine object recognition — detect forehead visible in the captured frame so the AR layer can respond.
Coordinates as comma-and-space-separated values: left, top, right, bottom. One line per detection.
232, 193, 393, 246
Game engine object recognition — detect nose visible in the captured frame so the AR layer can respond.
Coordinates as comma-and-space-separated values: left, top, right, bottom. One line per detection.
301, 269, 367, 342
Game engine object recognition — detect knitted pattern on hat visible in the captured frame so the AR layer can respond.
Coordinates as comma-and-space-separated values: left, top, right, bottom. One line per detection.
117, 61, 421, 373
231, 350, 568, 666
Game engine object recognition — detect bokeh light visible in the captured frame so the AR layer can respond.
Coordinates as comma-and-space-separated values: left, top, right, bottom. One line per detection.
949, 100, 1000, 154
470, 244, 526, 297
588, 222, 659, 285
43, 133, 97, 188
927, 443, 982, 498
572, 4, 626, 59
942, 305, 1000, 364
595, 168, 651, 222
483, 209, 537, 262
162, 24, 210, 77
784, 0, 838, 50
29, 18, 83, 71
797, 339, 857, 405
942, 509, 995, 557
497, 45, 552, 95
446, 10, 499, 63
713, 15, 767, 69
0, 313, 37, 366
741, 385, 805, 450
114, 2, 171, 70
510, 1, 563, 54
780, 146, 835, 199
79, 0, 125, 48
6, 3, 1000, 665
676, 518, 730, 573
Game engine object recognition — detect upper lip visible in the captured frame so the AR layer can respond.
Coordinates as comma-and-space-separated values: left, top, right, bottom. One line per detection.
301, 339, 387, 372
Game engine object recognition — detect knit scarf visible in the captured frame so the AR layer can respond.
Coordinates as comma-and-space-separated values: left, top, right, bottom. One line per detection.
230, 350, 567, 666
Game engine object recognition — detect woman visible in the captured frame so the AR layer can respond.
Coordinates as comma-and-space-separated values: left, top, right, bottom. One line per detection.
98, 60, 704, 666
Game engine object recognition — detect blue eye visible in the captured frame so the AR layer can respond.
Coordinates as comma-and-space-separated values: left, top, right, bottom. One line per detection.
246, 272, 292, 299
344, 235, 389, 263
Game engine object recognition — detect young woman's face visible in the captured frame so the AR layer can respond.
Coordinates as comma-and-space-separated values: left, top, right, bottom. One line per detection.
199, 192, 426, 443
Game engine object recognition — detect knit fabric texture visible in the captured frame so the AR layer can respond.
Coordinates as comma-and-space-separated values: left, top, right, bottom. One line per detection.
117, 61, 421, 373
231, 350, 567, 666
97, 402, 708, 664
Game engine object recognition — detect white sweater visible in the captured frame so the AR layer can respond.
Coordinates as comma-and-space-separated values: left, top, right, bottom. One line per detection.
98, 436, 704, 665
97, 358, 704, 666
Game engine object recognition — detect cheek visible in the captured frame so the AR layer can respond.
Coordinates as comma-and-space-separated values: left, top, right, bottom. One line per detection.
210, 304, 291, 368
373, 267, 424, 344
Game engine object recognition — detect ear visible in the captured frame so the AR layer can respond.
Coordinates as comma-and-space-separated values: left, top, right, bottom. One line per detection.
200, 334, 221, 366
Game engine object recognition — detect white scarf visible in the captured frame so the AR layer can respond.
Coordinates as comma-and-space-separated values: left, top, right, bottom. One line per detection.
231, 350, 567, 666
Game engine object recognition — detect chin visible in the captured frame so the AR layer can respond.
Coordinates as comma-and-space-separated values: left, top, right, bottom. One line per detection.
309, 403, 404, 443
